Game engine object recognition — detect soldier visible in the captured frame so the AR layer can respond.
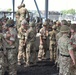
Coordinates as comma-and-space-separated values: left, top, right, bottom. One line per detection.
56, 21, 61, 33
17, 19, 28, 65
49, 25, 57, 61
70, 24, 76, 75
18, 3, 29, 22
15, 5, 22, 31
38, 22, 48, 61
0, 25, 5, 75
25, 22, 37, 66
56, 31, 63, 68
4, 20, 18, 75
58, 25, 75, 75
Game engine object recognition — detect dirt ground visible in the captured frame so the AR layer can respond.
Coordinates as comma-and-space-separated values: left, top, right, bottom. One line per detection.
5, 60, 59, 75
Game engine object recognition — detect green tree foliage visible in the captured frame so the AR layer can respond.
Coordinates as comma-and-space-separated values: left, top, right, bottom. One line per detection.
7, 8, 12, 12
61, 9, 76, 15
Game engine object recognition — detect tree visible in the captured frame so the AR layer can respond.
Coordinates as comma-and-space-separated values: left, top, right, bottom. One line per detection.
7, 8, 12, 12
61, 9, 76, 15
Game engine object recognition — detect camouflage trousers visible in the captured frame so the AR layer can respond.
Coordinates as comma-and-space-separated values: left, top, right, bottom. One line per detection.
59, 55, 71, 75
6, 47, 17, 75
18, 39, 26, 63
26, 41, 36, 64
38, 40, 47, 60
0, 51, 4, 75
49, 42, 56, 61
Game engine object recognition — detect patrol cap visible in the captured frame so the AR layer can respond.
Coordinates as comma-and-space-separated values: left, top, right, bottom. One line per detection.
21, 19, 28, 25
60, 25, 70, 33
29, 22, 35, 27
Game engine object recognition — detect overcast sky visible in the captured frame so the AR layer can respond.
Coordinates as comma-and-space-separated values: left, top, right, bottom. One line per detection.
0, 0, 76, 11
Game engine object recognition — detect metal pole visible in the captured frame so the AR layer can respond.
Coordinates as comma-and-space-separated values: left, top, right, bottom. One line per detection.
45, 0, 48, 19
21, 0, 24, 4
12, 0, 15, 20
34, 0, 41, 18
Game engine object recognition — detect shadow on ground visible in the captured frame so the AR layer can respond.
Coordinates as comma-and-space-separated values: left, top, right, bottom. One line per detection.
5, 60, 59, 75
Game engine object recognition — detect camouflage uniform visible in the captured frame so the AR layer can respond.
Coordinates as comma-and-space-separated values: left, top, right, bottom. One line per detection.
38, 22, 48, 60
15, 12, 21, 31
18, 4, 29, 22
56, 21, 61, 33
56, 32, 63, 67
0, 25, 5, 75
25, 22, 36, 66
58, 25, 73, 75
4, 20, 17, 75
18, 20, 28, 65
49, 25, 57, 61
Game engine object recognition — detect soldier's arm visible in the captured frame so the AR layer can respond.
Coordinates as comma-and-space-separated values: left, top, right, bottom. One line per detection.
69, 50, 75, 65
68, 40, 75, 65
25, 30, 30, 42
39, 29, 43, 45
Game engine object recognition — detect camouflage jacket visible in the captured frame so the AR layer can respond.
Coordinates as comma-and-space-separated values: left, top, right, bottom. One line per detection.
58, 34, 73, 55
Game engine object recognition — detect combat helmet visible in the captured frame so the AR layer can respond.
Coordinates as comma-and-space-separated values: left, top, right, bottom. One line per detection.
60, 25, 70, 33
61, 20, 68, 25
29, 22, 35, 27
6, 19, 14, 27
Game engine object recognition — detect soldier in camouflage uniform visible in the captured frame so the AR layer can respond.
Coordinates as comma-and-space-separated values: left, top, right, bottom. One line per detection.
38, 22, 48, 61
0, 25, 5, 75
58, 25, 75, 75
70, 24, 76, 75
56, 31, 63, 68
49, 25, 57, 61
15, 5, 21, 31
56, 21, 61, 33
18, 19, 28, 65
25, 22, 36, 66
4, 20, 18, 75
18, 4, 29, 22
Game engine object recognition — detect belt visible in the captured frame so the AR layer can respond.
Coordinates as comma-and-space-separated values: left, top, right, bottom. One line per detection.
60, 54, 70, 57
0, 48, 3, 51
6, 47, 16, 50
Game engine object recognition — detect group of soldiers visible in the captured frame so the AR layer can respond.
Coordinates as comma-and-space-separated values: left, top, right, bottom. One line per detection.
0, 3, 76, 75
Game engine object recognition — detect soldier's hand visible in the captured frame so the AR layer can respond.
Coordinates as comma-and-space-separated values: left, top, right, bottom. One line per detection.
40, 41, 43, 45
72, 60, 75, 65
6, 33, 11, 38
9, 41, 13, 45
